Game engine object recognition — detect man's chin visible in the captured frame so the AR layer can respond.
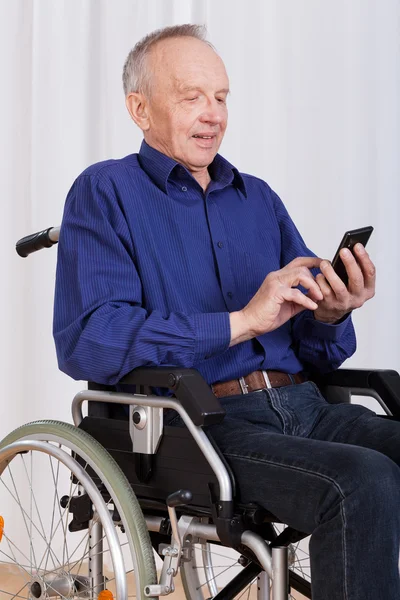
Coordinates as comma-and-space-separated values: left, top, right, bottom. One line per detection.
186, 148, 218, 170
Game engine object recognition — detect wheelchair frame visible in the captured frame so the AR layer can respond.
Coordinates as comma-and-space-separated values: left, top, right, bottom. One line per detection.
3, 225, 400, 600
71, 366, 400, 600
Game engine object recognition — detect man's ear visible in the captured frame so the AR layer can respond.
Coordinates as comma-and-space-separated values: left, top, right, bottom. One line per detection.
125, 93, 150, 131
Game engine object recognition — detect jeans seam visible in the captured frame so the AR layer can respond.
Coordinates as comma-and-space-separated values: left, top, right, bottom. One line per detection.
267, 389, 293, 435
223, 451, 346, 501
340, 502, 348, 600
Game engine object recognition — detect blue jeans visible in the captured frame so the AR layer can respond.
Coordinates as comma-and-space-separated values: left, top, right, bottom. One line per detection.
165, 381, 400, 599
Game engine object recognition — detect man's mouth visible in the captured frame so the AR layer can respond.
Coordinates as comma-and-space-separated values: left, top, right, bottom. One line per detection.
192, 134, 216, 139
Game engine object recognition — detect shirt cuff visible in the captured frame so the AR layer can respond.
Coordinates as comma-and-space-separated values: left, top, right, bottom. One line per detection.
299, 311, 353, 342
191, 312, 231, 362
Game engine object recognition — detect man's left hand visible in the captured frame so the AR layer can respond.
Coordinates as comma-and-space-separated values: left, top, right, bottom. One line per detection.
313, 243, 376, 324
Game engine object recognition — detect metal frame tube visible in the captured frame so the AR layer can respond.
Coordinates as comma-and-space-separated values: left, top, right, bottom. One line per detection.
271, 547, 288, 600
72, 390, 233, 502
241, 531, 272, 578
144, 516, 273, 579
89, 515, 104, 596
257, 570, 271, 600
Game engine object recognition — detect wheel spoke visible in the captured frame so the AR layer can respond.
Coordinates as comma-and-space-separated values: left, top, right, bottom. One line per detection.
48, 453, 71, 571
0, 539, 35, 581
0, 474, 60, 570
195, 562, 239, 591
0, 583, 30, 600
6, 464, 38, 572
36, 459, 91, 572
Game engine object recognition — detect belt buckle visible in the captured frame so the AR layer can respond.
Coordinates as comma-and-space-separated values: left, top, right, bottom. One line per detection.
262, 370, 272, 389
239, 377, 249, 394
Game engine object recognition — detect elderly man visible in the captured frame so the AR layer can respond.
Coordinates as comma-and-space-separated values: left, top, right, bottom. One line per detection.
54, 24, 400, 600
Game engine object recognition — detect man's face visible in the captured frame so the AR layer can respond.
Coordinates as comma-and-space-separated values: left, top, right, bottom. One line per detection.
141, 37, 229, 173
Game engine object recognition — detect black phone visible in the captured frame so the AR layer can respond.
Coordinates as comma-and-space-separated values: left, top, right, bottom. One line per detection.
331, 226, 374, 286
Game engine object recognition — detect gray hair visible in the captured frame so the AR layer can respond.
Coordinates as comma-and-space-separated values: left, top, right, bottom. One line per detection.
122, 24, 214, 96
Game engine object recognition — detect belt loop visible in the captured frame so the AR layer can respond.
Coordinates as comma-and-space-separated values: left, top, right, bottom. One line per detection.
262, 370, 272, 389
239, 377, 249, 394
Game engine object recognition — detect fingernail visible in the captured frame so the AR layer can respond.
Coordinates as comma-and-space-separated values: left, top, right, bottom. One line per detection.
356, 243, 365, 253
320, 260, 328, 270
341, 248, 351, 258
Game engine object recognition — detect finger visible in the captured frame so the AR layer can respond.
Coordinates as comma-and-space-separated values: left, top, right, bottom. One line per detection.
319, 260, 348, 301
295, 270, 324, 301
353, 243, 376, 293
339, 248, 365, 294
302, 280, 324, 302
282, 287, 319, 311
280, 266, 323, 301
315, 272, 332, 297
289, 256, 323, 271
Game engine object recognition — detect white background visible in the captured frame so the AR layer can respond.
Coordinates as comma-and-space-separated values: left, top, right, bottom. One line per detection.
0, 0, 399, 437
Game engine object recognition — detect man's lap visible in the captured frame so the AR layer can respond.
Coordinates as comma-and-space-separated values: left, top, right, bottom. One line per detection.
202, 382, 400, 532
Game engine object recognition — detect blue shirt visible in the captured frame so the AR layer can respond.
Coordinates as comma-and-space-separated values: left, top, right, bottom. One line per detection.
53, 140, 356, 387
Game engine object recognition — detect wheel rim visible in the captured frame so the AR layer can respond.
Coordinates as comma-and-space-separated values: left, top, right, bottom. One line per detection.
0, 439, 135, 599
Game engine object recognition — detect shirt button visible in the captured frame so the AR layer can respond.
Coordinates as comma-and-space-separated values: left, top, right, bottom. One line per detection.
227, 291, 233, 299
217, 241, 224, 248
181, 186, 187, 192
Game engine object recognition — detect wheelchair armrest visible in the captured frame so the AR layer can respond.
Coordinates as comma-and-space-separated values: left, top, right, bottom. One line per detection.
313, 369, 400, 415
119, 367, 225, 427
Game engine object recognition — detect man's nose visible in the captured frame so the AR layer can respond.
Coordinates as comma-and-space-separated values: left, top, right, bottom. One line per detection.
199, 98, 225, 125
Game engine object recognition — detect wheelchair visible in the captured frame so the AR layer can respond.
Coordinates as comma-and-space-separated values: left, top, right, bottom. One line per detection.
1, 226, 400, 600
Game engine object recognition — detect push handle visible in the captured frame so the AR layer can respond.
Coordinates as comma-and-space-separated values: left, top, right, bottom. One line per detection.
16, 227, 59, 257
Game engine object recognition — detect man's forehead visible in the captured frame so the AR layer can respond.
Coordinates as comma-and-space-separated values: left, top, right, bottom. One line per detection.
150, 37, 228, 86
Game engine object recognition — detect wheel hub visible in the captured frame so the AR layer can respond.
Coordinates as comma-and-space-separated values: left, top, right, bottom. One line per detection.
29, 573, 90, 599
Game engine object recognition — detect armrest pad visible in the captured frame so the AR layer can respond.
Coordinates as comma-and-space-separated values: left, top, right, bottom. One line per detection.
119, 368, 225, 427
313, 369, 400, 416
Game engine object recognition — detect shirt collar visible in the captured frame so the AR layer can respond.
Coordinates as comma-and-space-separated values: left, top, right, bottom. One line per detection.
138, 139, 247, 198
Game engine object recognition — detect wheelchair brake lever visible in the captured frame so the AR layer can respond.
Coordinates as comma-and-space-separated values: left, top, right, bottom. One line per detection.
166, 489, 192, 556
145, 491, 193, 596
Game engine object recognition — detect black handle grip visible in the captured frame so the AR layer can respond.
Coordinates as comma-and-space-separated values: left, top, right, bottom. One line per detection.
166, 489, 193, 507
16, 227, 57, 257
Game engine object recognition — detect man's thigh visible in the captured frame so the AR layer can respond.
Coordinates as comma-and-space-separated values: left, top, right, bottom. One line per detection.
309, 397, 400, 465
208, 413, 400, 535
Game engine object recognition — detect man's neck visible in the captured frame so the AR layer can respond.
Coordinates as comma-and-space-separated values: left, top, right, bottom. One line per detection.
191, 168, 211, 192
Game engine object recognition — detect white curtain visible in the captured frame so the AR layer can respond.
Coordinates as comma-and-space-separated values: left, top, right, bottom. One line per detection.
0, 0, 399, 438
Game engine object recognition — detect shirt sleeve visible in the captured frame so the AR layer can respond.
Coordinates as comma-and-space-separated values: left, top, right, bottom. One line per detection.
270, 188, 357, 373
53, 172, 230, 385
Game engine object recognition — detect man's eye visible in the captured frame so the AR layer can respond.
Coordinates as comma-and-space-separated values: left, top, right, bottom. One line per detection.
187, 97, 199, 102
216, 98, 226, 104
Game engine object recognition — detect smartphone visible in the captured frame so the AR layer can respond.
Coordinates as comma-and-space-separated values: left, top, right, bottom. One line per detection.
331, 226, 374, 286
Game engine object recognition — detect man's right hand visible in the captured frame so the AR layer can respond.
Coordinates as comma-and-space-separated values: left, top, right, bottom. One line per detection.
229, 257, 323, 347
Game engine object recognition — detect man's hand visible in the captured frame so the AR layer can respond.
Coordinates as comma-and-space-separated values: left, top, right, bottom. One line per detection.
314, 243, 376, 324
230, 257, 323, 346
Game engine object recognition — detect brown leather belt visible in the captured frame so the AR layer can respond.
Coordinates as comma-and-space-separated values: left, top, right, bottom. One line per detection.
212, 370, 306, 398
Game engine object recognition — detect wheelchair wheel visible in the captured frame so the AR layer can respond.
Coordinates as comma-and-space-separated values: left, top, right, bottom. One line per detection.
180, 535, 312, 599
0, 420, 157, 599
